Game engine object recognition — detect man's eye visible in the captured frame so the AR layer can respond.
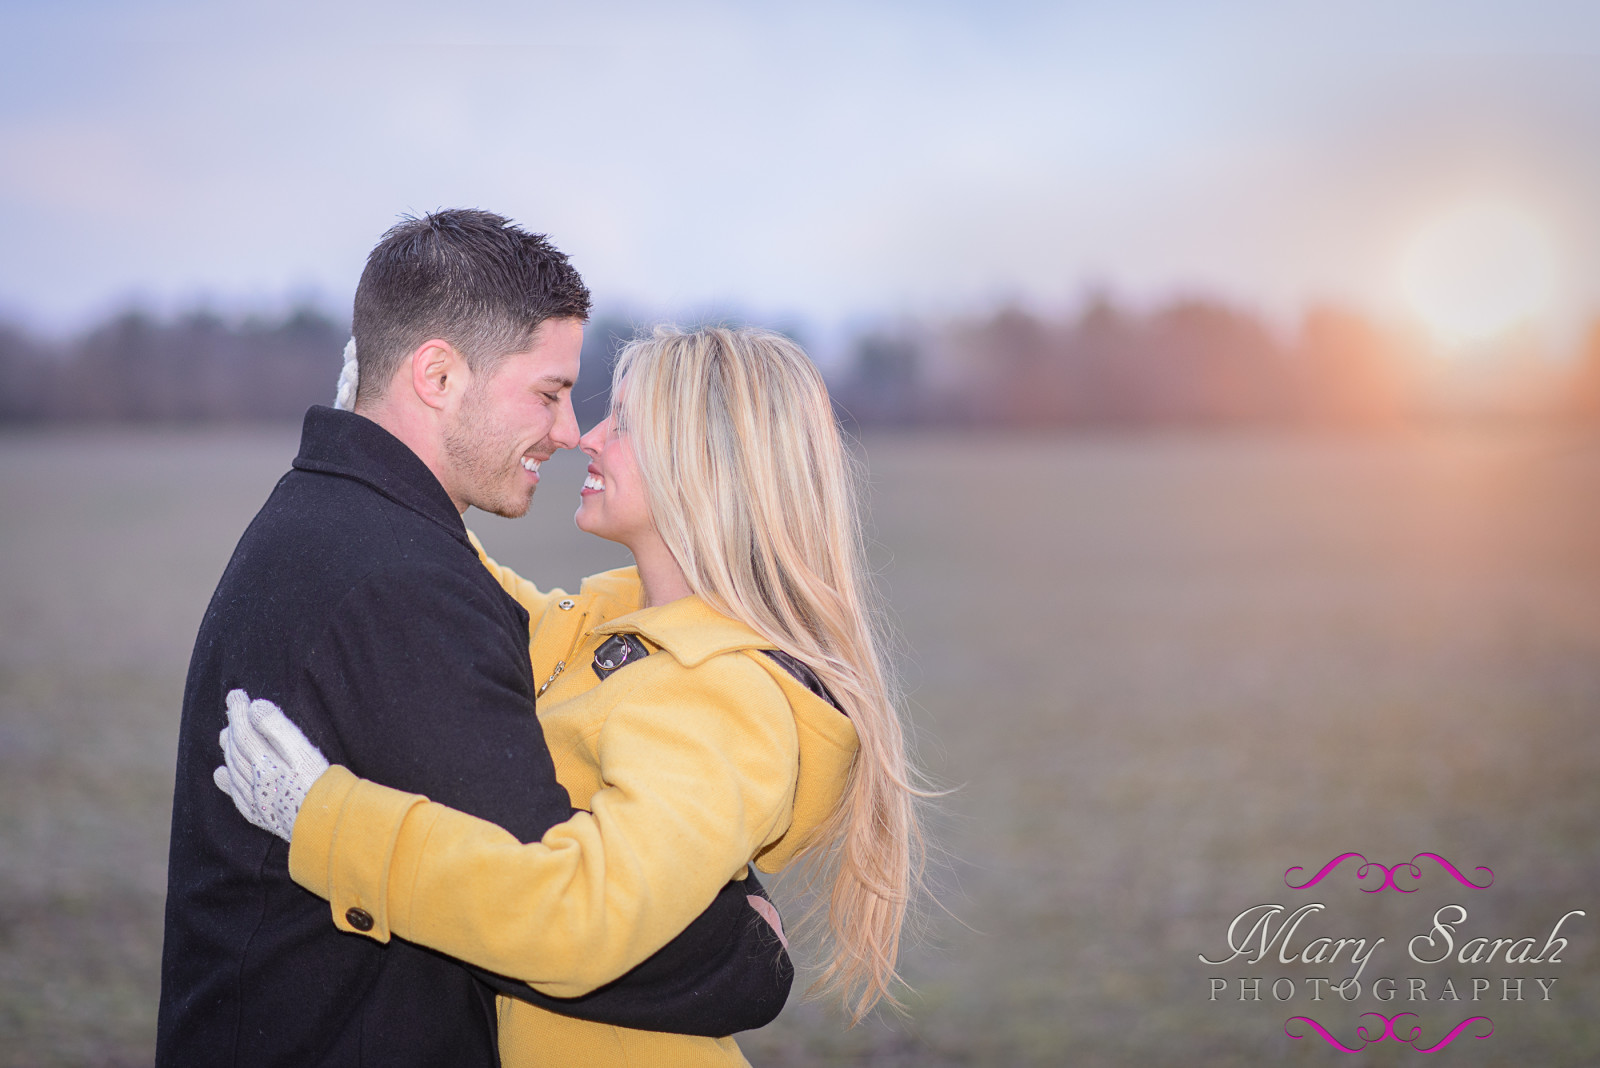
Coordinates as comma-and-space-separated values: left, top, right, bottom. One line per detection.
541, 392, 560, 403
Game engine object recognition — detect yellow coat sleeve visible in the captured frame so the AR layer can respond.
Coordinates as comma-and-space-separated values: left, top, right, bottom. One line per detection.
288, 653, 801, 997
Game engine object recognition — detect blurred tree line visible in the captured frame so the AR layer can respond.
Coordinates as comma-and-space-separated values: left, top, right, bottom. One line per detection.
832, 297, 1600, 428
0, 308, 627, 425
0, 308, 350, 422
2, 299, 1597, 427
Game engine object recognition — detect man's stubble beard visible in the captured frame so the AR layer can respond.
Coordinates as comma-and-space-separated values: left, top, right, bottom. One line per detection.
442, 382, 553, 519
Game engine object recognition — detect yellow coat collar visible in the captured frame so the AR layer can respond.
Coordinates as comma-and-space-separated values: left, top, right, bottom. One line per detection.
593, 594, 775, 667
572, 566, 647, 618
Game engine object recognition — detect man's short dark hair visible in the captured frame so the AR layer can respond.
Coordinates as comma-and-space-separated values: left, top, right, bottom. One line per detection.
351, 209, 592, 404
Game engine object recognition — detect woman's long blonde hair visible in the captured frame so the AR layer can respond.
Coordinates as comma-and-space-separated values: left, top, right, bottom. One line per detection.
610, 325, 925, 1021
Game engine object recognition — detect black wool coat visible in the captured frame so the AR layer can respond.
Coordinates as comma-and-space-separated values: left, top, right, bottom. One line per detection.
156, 406, 790, 1067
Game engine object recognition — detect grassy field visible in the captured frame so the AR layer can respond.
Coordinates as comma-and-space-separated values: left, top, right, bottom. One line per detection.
1, 425, 1597, 1066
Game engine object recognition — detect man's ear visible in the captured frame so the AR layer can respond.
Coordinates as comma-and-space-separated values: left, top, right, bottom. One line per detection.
409, 339, 467, 412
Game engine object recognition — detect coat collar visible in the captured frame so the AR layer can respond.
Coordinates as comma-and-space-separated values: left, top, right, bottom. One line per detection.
592, 594, 773, 667
291, 405, 469, 547
574, 566, 646, 616
594, 590, 861, 873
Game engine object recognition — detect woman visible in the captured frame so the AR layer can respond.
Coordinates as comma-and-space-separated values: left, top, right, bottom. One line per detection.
217, 326, 925, 1065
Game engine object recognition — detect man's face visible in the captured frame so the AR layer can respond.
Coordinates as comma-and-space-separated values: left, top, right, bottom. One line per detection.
442, 317, 583, 518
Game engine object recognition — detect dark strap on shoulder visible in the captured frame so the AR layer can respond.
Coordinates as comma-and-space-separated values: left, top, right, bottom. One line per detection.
592, 634, 651, 680
760, 649, 845, 715
592, 635, 845, 715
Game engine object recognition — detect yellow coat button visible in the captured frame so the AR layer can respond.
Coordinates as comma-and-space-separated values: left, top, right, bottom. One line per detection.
558, 599, 575, 610
345, 907, 374, 932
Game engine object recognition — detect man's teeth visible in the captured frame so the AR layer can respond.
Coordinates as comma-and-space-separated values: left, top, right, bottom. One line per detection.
583, 474, 605, 491
522, 457, 541, 473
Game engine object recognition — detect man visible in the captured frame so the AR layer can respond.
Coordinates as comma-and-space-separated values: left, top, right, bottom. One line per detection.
156, 210, 788, 1065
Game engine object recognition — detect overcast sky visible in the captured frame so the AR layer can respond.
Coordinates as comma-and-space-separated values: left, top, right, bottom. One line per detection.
3, 0, 1597, 348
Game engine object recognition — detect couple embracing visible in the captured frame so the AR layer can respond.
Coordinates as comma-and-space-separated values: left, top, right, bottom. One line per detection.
155, 209, 924, 1066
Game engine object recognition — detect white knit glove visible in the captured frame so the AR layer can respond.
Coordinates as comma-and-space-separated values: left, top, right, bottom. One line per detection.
333, 336, 358, 411
213, 688, 330, 842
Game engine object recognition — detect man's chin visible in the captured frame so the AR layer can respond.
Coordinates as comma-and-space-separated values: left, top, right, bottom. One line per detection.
476, 489, 536, 520
494, 499, 534, 520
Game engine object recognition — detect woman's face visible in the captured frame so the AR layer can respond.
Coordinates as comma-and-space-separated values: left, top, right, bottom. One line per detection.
574, 411, 656, 550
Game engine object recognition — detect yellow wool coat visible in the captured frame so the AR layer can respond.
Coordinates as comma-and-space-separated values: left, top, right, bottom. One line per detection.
287, 537, 859, 1067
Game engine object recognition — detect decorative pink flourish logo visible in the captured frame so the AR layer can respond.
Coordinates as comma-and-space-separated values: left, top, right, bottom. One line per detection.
1286, 1013, 1493, 1052
1284, 853, 1493, 893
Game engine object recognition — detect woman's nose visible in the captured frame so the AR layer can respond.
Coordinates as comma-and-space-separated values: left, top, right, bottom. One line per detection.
578, 416, 610, 457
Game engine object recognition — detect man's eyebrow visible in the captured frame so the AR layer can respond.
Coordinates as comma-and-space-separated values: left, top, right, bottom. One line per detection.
535, 375, 575, 390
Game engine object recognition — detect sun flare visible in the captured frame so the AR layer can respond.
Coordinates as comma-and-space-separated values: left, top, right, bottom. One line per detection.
1398, 199, 1556, 348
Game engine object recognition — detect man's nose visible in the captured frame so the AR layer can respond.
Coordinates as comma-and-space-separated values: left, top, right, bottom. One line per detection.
551, 395, 581, 450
